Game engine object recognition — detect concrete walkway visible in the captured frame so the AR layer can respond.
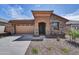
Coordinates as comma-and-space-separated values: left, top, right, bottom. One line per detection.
0, 36, 31, 55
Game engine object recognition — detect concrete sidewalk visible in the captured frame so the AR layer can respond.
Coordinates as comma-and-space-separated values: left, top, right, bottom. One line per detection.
0, 36, 31, 55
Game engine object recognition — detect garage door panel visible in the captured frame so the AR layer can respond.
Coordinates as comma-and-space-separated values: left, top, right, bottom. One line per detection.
16, 26, 33, 34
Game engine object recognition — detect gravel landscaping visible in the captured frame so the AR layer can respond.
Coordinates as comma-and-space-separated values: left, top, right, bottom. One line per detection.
25, 37, 79, 55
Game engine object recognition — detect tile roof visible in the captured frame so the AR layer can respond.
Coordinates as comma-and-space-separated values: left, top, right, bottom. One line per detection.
9, 19, 34, 24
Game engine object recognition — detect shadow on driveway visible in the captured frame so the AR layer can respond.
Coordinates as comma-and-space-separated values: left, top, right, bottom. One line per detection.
66, 40, 79, 48
14, 34, 32, 41
14, 34, 43, 41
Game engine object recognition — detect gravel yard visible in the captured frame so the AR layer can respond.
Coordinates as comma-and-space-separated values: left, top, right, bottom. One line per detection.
25, 38, 79, 55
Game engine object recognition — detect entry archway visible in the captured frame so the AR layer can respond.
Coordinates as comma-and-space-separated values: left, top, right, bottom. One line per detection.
38, 22, 46, 35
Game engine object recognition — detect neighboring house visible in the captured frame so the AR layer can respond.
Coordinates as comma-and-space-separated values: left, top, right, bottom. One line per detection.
0, 18, 8, 33
5, 10, 69, 37
66, 21, 79, 30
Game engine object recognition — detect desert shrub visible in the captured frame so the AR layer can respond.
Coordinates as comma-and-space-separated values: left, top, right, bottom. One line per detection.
61, 48, 69, 53
68, 29, 79, 40
32, 48, 38, 54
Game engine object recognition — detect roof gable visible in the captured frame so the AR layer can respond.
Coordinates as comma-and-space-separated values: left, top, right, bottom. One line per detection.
52, 13, 69, 22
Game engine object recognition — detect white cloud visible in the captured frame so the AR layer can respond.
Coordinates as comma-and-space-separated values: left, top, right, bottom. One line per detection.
5, 6, 33, 20
33, 5, 51, 10
64, 9, 79, 21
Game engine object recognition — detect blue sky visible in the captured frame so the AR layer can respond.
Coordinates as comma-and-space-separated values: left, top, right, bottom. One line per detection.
0, 4, 79, 21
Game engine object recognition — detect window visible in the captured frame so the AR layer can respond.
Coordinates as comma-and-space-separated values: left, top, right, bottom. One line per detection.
52, 22, 59, 30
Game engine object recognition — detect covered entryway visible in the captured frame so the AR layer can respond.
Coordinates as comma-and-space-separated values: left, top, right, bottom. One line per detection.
39, 22, 46, 35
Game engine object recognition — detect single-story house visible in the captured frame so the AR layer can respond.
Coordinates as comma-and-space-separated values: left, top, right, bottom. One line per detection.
0, 18, 9, 36
5, 10, 69, 37
66, 21, 79, 30
0, 18, 8, 33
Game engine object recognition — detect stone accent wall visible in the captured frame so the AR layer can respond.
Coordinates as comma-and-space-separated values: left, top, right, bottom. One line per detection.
50, 14, 67, 34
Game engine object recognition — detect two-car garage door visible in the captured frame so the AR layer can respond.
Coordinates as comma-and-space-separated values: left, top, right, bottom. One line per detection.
16, 25, 34, 34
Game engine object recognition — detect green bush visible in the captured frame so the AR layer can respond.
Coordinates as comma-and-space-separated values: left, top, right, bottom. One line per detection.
32, 48, 38, 54
68, 29, 79, 40
61, 48, 69, 53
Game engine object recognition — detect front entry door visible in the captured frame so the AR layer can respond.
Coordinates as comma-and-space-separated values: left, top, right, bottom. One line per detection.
39, 22, 46, 35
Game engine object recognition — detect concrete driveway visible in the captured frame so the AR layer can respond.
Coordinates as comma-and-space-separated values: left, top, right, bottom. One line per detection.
0, 35, 31, 55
